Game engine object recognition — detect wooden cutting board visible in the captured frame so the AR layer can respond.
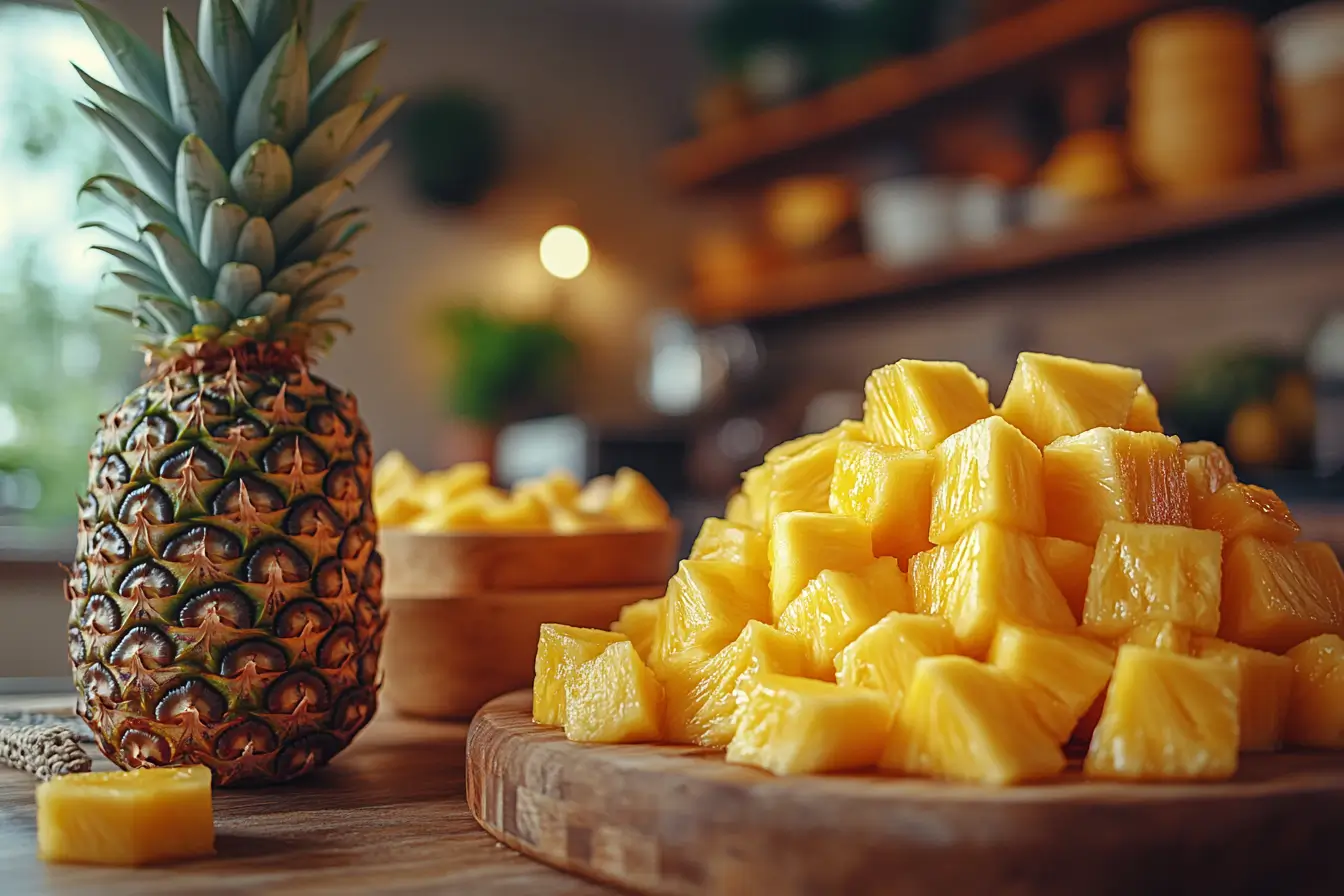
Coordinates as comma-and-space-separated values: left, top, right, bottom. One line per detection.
467, 690, 1344, 896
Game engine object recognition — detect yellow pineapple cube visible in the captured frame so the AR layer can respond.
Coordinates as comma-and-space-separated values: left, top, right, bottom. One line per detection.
372, 450, 424, 525
419, 462, 492, 509
998, 352, 1142, 448
689, 517, 768, 573
768, 511, 874, 618
1125, 382, 1163, 433
1043, 428, 1191, 545
1193, 636, 1294, 751
37, 766, 214, 866
907, 522, 1075, 656
479, 492, 550, 529
777, 568, 908, 679
987, 624, 1116, 742
1082, 522, 1222, 638
565, 640, 664, 743
765, 420, 867, 464
882, 656, 1065, 784
377, 493, 424, 527
1284, 634, 1344, 748
728, 674, 890, 775
765, 431, 851, 529
725, 491, 752, 525
533, 624, 628, 726
834, 612, 959, 712
1116, 620, 1193, 653
930, 415, 1045, 545
514, 469, 582, 510
661, 560, 771, 660
736, 464, 772, 530
830, 441, 934, 566
1220, 538, 1344, 653
611, 597, 664, 661
662, 621, 807, 746
409, 486, 508, 531
1035, 536, 1093, 622
861, 556, 915, 613
606, 467, 670, 528
863, 360, 993, 451
1085, 646, 1239, 780
1191, 482, 1300, 543
1183, 440, 1237, 498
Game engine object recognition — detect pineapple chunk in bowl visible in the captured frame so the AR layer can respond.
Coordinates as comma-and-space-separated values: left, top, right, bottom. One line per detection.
375, 454, 680, 719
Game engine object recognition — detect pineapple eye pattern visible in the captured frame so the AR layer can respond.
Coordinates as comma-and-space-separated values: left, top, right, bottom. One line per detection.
351, 433, 373, 467
339, 525, 374, 561
275, 600, 334, 638
163, 526, 243, 563
110, 625, 176, 668
77, 494, 98, 524
219, 640, 287, 678
172, 389, 231, 416
323, 462, 363, 501
263, 434, 328, 475
212, 476, 285, 515
245, 542, 312, 585
80, 593, 123, 635
253, 388, 304, 415
362, 554, 383, 593
276, 734, 339, 781
68, 628, 87, 665
317, 625, 358, 669
266, 671, 330, 713
118, 483, 175, 525
209, 416, 268, 440
97, 455, 132, 491
312, 558, 348, 598
119, 728, 172, 767
83, 662, 120, 707
357, 652, 379, 687
178, 587, 255, 629
214, 720, 278, 760
305, 406, 350, 438
128, 415, 178, 450
155, 679, 227, 725
159, 447, 226, 480
119, 561, 178, 600
333, 689, 375, 731
285, 497, 343, 537
93, 524, 131, 562
354, 594, 383, 629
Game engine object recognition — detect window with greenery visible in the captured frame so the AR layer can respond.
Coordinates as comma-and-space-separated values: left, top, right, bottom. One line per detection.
0, 3, 140, 541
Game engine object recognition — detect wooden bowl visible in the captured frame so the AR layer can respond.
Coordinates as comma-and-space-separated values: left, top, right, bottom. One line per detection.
379, 525, 680, 720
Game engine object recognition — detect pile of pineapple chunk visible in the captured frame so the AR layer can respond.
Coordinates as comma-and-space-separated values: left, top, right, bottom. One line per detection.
373, 453, 669, 533
534, 354, 1344, 784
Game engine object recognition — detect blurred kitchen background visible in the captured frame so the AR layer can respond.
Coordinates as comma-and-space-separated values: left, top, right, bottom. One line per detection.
3, 0, 1344, 680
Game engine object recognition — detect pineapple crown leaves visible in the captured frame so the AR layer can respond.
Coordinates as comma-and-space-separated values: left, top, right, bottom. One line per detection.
74, 0, 401, 361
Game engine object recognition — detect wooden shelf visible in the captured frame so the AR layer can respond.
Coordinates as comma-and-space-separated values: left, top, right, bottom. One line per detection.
690, 163, 1344, 325
659, 0, 1188, 191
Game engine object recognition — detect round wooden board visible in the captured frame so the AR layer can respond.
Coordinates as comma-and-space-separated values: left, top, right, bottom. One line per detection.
467, 691, 1344, 896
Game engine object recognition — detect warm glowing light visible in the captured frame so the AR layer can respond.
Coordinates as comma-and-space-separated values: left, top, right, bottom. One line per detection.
539, 225, 590, 280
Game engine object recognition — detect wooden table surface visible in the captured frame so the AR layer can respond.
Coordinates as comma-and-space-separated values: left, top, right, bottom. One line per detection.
0, 699, 613, 895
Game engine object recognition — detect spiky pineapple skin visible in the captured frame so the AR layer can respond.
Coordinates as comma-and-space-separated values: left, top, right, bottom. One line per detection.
68, 358, 383, 786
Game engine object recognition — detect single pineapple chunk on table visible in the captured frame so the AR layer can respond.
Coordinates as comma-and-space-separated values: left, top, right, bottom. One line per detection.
1082, 521, 1222, 638
565, 640, 665, 743
1035, 536, 1094, 622
612, 598, 664, 661
728, 674, 890, 775
777, 567, 910, 679
606, 467, 671, 527
1190, 482, 1301, 543
765, 425, 857, 529
1126, 382, 1163, 432
908, 522, 1075, 656
830, 441, 934, 566
733, 464, 772, 529
1117, 620, 1194, 653
1183, 440, 1237, 497
882, 656, 1066, 785
930, 415, 1046, 545
37, 766, 214, 866
690, 517, 768, 573
835, 612, 960, 713
997, 352, 1142, 447
1220, 538, 1344, 653
1284, 634, 1344, 747
534, 624, 628, 726
1193, 636, 1294, 751
660, 560, 771, 660
769, 511, 875, 618
1043, 428, 1191, 545
1085, 646, 1240, 781
988, 624, 1115, 743
863, 359, 993, 450
662, 621, 807, 746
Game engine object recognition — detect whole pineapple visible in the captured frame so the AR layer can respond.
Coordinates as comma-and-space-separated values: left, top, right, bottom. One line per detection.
67, 0, 403, 785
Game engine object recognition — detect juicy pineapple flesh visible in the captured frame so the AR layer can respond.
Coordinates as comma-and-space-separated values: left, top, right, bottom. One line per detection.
529, 352, 1344, 787
37, 766, 214, 866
